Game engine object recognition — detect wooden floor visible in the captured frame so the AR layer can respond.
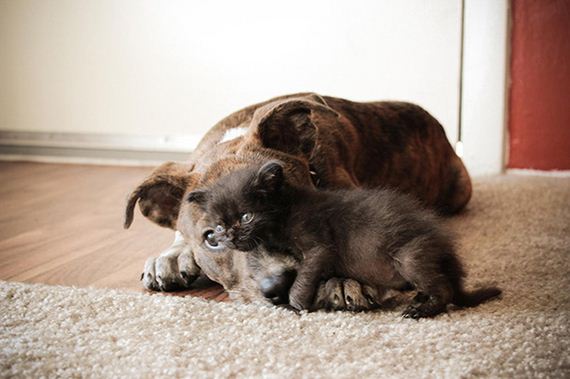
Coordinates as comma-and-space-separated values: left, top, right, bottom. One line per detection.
0, 161, 227, 300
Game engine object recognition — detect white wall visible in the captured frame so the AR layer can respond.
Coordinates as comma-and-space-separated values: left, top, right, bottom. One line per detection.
0, 0, 462, 145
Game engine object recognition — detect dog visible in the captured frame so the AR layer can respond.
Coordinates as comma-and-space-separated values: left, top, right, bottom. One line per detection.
124, 93, 472, 310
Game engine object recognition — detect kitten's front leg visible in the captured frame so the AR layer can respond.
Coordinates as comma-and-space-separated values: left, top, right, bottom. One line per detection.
288, 247, 326, 311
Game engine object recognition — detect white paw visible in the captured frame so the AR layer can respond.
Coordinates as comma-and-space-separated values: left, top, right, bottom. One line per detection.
141, 232, 201, 292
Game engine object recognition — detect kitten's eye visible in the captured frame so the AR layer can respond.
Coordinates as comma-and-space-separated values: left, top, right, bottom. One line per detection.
215, 225, 225, 233
203, 230, 223, 251
241, 212, 254, 224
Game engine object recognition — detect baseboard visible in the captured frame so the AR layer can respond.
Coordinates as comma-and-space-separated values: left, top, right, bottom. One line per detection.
507, 168, 570, 177
0, 130, 201, 165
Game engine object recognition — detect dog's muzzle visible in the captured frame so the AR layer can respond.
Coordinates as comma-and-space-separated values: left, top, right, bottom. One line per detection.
259, 270, 296, 304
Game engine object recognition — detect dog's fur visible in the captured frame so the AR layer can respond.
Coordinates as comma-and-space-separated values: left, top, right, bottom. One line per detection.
189, 161, 500, 318
124, 93, 472, 305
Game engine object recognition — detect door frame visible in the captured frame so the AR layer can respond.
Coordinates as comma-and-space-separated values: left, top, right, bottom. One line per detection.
458, 0, 509, 176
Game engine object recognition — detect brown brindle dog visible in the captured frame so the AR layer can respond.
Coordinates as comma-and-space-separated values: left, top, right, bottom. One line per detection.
124, 93, 472, 310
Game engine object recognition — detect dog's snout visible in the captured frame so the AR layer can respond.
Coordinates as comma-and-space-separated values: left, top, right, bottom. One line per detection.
259, 270, 296, 302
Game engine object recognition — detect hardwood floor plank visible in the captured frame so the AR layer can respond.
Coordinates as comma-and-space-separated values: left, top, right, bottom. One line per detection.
0, 161, 229, 301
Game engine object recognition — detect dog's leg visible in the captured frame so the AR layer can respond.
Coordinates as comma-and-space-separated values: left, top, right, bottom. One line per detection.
141, 231, 201, 291
313, 278, 385, 311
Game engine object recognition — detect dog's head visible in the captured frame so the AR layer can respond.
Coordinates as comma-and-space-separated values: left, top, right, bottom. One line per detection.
124, 94, 338, 301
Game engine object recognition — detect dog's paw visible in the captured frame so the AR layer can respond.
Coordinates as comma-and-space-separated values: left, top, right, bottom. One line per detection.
314, 278, 345, 310
314, 278, 383, 311
141, 233, 201, 292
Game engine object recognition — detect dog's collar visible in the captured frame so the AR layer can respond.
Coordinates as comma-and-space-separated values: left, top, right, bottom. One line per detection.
309, 164, 321, 187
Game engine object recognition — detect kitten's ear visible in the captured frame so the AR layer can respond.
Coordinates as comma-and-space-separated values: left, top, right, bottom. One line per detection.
187, 189, 208, 205
254, 161, 284, 194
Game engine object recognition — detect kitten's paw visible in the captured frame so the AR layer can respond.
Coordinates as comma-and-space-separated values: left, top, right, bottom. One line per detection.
402, 300, 446, 319
402, 304, 423, 320
289, 295, 311, 312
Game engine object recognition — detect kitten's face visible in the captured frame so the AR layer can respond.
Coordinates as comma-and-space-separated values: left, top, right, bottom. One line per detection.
188, 161, 286, 252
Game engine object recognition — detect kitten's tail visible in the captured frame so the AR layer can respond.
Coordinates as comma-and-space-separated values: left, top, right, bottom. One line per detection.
453, 287, 502, 308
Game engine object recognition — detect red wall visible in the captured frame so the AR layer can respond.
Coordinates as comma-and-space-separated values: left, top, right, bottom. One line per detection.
508, 0, 570, 170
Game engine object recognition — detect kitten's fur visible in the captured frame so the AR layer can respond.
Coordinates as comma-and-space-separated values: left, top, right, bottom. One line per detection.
189, 161, 501, 318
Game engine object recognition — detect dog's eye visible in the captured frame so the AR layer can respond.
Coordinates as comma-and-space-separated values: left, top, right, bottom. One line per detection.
203, 230, 223, 251
241, 212, 254, 224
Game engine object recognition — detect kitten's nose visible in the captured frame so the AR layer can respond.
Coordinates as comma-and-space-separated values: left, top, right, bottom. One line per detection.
259, 270, 296, 303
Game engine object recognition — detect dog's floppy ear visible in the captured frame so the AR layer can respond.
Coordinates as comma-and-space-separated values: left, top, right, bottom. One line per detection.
254, 94, 338, 157
124, 162, 197, 230
253, 160, 284, 195
187, 189, 208, 204
186, 189, 211, 211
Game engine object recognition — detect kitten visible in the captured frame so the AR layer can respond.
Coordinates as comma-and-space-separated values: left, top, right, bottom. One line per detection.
188, 161, 501, 318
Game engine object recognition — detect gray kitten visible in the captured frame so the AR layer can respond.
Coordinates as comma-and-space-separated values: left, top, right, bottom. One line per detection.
188, 161, 501, 318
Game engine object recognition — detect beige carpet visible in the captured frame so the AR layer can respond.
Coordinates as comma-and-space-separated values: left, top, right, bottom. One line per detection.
1, 175, 569, 378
